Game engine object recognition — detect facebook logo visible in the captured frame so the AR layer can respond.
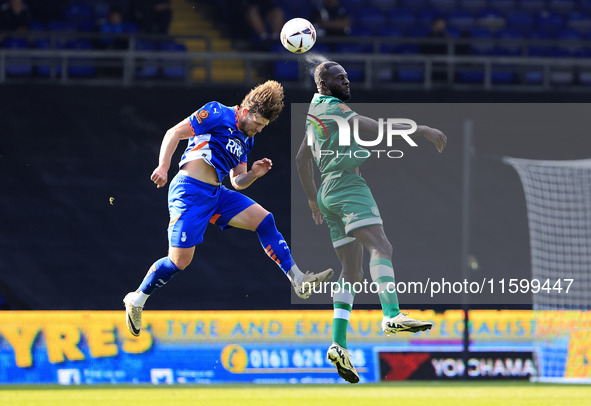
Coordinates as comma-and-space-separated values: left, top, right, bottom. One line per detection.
150, 368, 174, 385
57, 369, 81, 385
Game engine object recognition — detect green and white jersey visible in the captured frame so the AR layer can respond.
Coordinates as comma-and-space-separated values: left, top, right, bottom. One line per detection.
306, 94, 368, 177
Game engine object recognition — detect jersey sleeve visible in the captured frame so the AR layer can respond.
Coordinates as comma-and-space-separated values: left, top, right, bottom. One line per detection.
187, 101, 223, 136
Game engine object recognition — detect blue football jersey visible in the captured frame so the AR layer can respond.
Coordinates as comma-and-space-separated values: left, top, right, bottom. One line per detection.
180, 101, 254, 183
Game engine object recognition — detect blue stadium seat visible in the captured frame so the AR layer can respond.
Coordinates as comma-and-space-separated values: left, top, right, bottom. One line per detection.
358, 8, 387, 33
577, 31, 591, 58
65, 39, 96, 77
273, 60, 299, 81
565, 11, 591, 34
460, 0, 488, 13
2, 37, 32, 77
48, 20, 76, 32
548, 0, 575, 15
377, 27, 403, 53
398, 0, 429, 11
135, 39, 159, 79
556, 28, 582, 57
339, 0, 365, 13
550, 68, 575, 84
396, 64, 424, 82
519, 0, 547, 12
311, 43, 330, 54
349, 26, 372, 37
536, 10, 565, 34
495, 29, 523, 56
476, 9, 506, 32
282, 3, 309, 21
370, 0, 398, 10
446, 26, 462, 38
160, 41, 187, 79
78, 20, 96, 32
416, 9, 443, 28
389, 9, 416, 33
527, 31, 555, 57
491, 67, 518, 84
525, 69, 544, 84
406, 27, 430, 38
379, 26, 419, 54
377, 26, 402, 37
334, 43, 367, 54
447, 10, 475, 32
507, 11, 535, 34
469, 28, 494, 55
93, 1, 111, 20
493, 0, 517, 12
345, 64, 364, 82
123, 22, 139, 34
64, 1, 94, 30
34, 38, 62, 77
29, 20, 45, 31
578, 69, 591, 84
456, 67, 484, 83
429, 0, 458, 11
581, 0, 591, 14
47, 20, 76, 48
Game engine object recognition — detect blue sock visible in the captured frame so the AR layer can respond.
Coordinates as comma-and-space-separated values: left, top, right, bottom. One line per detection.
256, 213, 294, 274
138, 257, 182, 295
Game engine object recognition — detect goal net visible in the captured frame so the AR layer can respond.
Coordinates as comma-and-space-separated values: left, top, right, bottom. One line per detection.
504, 157, 591, 383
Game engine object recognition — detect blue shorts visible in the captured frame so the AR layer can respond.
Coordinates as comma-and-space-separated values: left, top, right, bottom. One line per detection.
167, 174, 256, 248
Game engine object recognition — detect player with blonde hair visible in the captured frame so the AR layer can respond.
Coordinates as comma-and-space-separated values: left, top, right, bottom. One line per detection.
124, 81, 333, 336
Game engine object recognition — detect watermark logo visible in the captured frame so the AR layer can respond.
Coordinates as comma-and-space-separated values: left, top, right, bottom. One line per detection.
306, 114, 418, 159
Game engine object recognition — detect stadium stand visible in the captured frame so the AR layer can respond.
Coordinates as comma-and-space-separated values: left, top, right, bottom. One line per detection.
3, 0, 591, 86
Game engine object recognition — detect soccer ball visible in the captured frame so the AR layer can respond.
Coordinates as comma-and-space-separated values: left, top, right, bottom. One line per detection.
280, 18, 316, 54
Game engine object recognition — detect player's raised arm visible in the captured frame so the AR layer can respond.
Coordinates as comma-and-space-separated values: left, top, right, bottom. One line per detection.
230, 158, 273, 190
416, 125, 447, 153
151, 118, 193, 188
295, 135, 323, 225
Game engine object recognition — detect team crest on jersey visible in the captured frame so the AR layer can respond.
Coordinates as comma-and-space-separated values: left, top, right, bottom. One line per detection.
338, 103, 352, 114
195, 109, 209, 124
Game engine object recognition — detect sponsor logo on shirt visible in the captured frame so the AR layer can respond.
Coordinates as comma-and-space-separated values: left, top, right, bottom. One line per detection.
225, 139, 244, 158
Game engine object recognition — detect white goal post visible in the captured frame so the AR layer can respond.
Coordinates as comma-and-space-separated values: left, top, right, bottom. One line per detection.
504, 157, 591, 384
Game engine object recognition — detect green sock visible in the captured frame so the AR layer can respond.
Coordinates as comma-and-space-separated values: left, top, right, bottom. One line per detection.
332, 280, 355, 349
370, 258, 400, 318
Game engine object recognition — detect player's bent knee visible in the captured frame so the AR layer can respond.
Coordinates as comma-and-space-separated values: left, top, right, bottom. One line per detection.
168, 248, 194, 270
170, 258, 190, 270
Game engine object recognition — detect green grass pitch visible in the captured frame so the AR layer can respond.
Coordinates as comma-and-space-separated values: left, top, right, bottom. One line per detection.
2, 382, 590, 406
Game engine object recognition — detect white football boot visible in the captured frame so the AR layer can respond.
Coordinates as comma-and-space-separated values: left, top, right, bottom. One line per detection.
291, 268, 334, 299
327, 343, 360, 384
123, 292, 143, 336
382, 312, 433, 335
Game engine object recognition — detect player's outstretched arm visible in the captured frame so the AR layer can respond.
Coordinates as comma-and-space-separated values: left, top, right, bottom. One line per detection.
416, 125, 447, 153
295, 135, 323, 225
151, 119, 193, 188
230, 158, 272, 190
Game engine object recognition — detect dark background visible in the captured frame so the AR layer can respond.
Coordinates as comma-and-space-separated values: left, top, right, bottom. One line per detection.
1, 84, 591, 310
